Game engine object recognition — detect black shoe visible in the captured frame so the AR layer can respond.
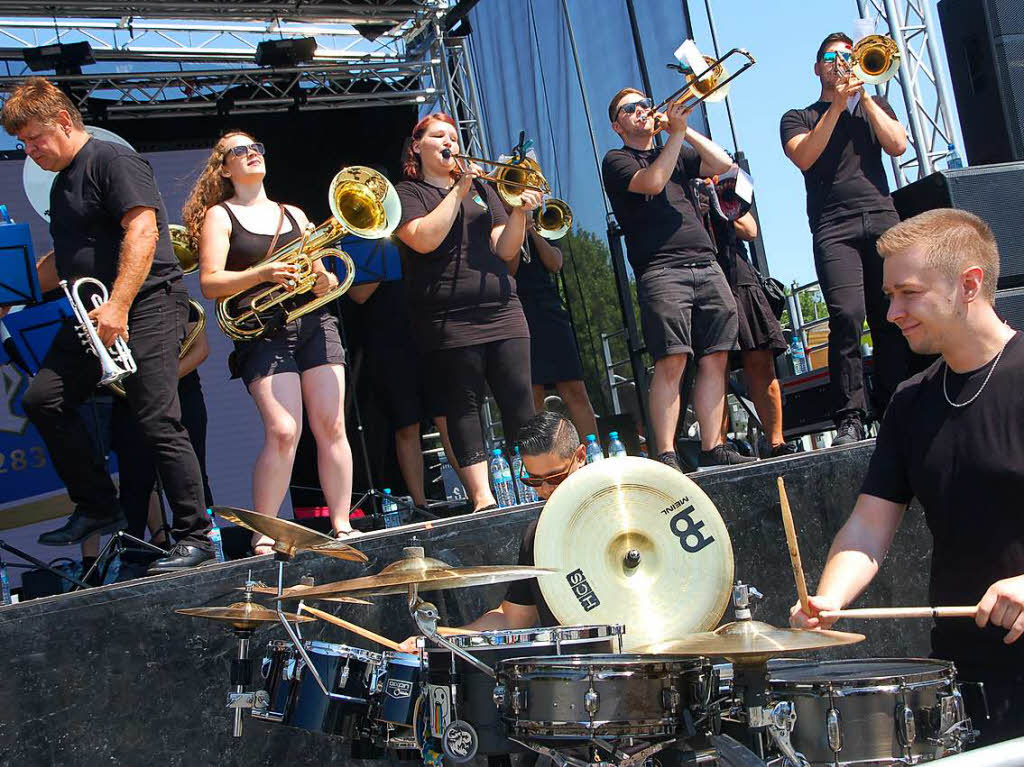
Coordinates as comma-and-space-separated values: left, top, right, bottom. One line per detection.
147, 543, 215, 574
698, 443, 758, 468
832, 412, 865, 447
770, 441, 800, 458
38, 508, 127, 546
655, 451, 683, 472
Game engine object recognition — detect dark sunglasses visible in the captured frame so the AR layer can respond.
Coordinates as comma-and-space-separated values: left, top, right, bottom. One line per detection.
519, 452, 578, 488
617, 97, 653, 119
223, 142, 266, 159
821, 51, 853, 63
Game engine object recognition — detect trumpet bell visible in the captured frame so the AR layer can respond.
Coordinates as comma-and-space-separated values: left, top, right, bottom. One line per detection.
852, 34, 900, 85
534, 198, 573, 240
328, 166, 401, 239
168, 224, 198, 274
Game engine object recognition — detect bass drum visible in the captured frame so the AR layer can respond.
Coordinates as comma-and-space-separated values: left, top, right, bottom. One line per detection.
22, 126, 134, 222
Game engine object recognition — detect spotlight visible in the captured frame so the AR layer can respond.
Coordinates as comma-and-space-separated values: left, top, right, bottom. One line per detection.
353, 22, 393, 42
254, 37, 317, 67
22, 42, 95, 75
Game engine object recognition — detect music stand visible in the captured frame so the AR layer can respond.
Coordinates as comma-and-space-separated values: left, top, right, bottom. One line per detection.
0, 223, 41, 307
325, 234, 402, 286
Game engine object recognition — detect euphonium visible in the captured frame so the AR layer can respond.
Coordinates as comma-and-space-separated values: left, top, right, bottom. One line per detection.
534, 198, 573, 240
216, 166, 400, 341
61, 277, 137, 387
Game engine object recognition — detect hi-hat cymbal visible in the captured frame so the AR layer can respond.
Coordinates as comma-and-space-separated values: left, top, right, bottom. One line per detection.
215, 506, 367, 562
242, 584, 372, 605
533, 457, 735, 651
275, 547, 557, 600
636, 619, 865, 663
176, 601, 315, 631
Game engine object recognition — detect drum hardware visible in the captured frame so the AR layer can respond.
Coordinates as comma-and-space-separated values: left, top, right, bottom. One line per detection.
239, 583, 372, 605
214, 506, 367, 562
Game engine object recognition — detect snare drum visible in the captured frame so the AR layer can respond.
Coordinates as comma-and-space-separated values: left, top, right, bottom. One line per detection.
425, 624, 624, 755
495, 653, 712, 742
374, 651, 423, 728
287, 641, 382, 737
767, 658, 971, 766
253, 639, 298, 723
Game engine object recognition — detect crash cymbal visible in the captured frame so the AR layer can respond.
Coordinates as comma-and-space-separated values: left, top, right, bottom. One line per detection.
275, 546, 558, 600
176, 601, 315, 631
636, 619, 865, 663
533, 457, 735, 651
215, 506, 367, 562
242, 584, 372, 605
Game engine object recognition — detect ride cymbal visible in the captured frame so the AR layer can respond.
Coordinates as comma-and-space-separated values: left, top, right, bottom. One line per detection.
533, 457, 735, 651
176, 602, 315, 631
636, 619, 865, 663
275, 546, 557, 600
215, 506, 367, 562
242, 584, 372, 605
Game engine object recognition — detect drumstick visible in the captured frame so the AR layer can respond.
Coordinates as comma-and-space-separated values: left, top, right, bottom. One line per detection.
819, 606, 977, 620
777, 476, 811, 615
300, 604, 402, 651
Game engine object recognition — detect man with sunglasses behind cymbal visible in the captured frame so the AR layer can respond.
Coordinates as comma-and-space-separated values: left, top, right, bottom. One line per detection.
781, 32, 910, 446
399, 411, 583, 650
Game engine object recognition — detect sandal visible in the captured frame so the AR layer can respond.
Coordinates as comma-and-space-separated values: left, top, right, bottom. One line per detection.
252, 534, 275, 556
331, 528, 363, 540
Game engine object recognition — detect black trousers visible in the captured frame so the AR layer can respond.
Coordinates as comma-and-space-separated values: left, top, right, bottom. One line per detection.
22, 280, 211, 547
112, 371, 213, 539
812, 210, 911, 418
429, 337, 534, 467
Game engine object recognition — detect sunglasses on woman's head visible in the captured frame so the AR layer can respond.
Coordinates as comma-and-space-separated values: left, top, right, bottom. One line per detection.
617, 98, 653, 118
223, 142, 266, 159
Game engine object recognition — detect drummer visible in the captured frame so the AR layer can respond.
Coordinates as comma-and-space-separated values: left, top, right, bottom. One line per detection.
789, 209, 1024, 746
399, 411, 584, 650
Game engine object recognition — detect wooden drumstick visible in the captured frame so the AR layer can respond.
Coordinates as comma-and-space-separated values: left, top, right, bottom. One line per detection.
777, 476, 811, 616
300, 604, 402, 651
819, 606, 978, 620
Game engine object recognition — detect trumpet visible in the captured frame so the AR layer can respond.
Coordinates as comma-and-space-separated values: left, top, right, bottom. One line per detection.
837, 34, 900, 85
61, 277, 137, 387
652, 45, 756, 131
216, 166, 399, 341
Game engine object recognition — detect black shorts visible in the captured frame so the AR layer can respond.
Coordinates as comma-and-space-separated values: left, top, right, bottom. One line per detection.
372, 346, 442, 429
233, 309, 346, 388
637, 261, 738, 361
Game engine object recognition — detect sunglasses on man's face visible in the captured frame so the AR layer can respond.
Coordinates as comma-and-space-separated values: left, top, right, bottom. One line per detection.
821, 51, 853, 64
223, 142, 266, 159
617, 98, 653, 119
519, 451, 580, 488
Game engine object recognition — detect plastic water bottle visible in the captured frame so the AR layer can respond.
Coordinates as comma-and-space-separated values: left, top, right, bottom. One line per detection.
206, 508, 226, 563
382, 488, 401, 528
585, 434, 605, 464
608, 431, 627, 458
489, 449, 517, 508
511, 446, 538, 504
946, 143, 963, 170
789, 335, 808, 375
0, 555, 11, 605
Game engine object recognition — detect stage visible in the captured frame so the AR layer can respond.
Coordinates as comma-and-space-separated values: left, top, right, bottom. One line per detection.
0, 442, 936, 767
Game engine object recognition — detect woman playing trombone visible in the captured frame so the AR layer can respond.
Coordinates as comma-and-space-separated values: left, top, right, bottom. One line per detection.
182, 131, 357, 551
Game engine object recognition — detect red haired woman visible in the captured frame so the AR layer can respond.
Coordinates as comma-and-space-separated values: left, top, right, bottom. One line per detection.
394, 114, 540, 510
182, 131, 356, 552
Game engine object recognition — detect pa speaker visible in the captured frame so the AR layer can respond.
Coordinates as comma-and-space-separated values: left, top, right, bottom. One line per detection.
994, 286, 1024, 328
890, 162, 1024, 289
938, 0, 1024, 165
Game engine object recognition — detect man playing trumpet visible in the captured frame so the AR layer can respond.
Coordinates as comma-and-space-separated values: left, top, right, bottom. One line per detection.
0, 78, 214, 571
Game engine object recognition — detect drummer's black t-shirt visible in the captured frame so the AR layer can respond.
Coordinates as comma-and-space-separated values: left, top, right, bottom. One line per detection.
504, 520, 557, 627
860, 331, 1024, 669
49, 137, 181, 296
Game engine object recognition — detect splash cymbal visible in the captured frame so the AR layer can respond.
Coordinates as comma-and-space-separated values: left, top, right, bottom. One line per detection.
636, 619, 865, 663
215, 506, 367, 562
242, 584, 372, 605
176, 601, 315, 631
275, 546, 557, 600
533, 457, 735, 651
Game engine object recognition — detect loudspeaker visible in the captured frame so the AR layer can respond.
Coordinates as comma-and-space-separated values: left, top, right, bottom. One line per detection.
995, 286, 1024, 327
890, 162, 1024, 289
938, 0, 1023, 165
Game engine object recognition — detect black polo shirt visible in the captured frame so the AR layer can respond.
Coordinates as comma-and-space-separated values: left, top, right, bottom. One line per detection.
49, 138, 181, 296
779, 95, 898, 229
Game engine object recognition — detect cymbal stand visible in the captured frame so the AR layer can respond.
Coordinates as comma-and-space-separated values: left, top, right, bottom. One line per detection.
225, 576, 259, 738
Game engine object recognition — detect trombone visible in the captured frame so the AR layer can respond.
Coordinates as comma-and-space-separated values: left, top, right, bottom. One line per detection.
652, 45, 756, 130
837, 34, 900, 85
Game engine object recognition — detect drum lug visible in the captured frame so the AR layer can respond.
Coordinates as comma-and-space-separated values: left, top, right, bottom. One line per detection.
661, 687, 681, 714
511, 686, 527, 715
770, 701, 796, 734
584, 687, 601, 716
339, 663, 351, 688
492, 683, 506, 710
826, 707, 843, 753
896, 703, 916, 747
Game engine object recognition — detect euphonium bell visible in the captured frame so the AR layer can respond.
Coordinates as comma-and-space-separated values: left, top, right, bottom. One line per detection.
168, 224, 199, 274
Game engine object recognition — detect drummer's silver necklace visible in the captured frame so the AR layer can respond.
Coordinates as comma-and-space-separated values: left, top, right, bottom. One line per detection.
943, 327, 1010, 408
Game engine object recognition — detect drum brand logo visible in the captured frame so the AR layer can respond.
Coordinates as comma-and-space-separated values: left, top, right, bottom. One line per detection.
661, 498, 715, 554
386, 679, 413, 698
566, 568, 600, 611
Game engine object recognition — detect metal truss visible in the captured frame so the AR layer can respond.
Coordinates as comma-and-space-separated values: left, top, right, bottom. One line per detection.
856, 0, 962, 185
427, 29, 488, 159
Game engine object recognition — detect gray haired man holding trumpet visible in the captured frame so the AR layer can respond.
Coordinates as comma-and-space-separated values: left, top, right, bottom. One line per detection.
1, 77, 213, 572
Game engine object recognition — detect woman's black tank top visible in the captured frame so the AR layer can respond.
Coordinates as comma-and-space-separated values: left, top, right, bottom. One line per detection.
219, 202, 301, 271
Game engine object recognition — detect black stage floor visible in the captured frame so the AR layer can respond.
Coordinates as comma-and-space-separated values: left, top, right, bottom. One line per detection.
0, 442, 934, 767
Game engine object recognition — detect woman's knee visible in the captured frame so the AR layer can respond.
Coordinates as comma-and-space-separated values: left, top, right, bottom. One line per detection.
264, 416, 301, 453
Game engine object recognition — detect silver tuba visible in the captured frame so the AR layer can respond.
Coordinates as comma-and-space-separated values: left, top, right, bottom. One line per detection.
60, 277, 137, 387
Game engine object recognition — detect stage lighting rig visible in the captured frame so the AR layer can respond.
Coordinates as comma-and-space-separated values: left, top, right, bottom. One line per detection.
254, 37, 317, 67
22, 42, 95, 75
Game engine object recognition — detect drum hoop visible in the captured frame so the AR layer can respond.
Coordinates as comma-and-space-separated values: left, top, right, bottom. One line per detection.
426, 624, 624, 652
496, 653, 705, 673
768, 658, 955, 694
304, 640, 383, 663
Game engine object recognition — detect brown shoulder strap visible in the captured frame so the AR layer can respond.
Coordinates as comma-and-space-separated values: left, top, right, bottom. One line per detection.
264, 204, 286, 260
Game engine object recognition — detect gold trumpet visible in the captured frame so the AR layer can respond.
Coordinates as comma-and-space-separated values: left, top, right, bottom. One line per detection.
216, 166, 400, 341
841, 34, 900, 85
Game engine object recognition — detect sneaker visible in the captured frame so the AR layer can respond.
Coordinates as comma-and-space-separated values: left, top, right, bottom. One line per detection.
655, 451, 683, 472
832, 412, 865, 447
698, 443, 758, 468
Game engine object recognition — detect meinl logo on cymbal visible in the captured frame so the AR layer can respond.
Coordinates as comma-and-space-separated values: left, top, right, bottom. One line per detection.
566, 568, 600, 611
662, 498, 716, 554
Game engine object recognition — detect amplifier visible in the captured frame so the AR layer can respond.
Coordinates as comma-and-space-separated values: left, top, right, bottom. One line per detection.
995, 286, 1024, 327
890, 163, 1024, 289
